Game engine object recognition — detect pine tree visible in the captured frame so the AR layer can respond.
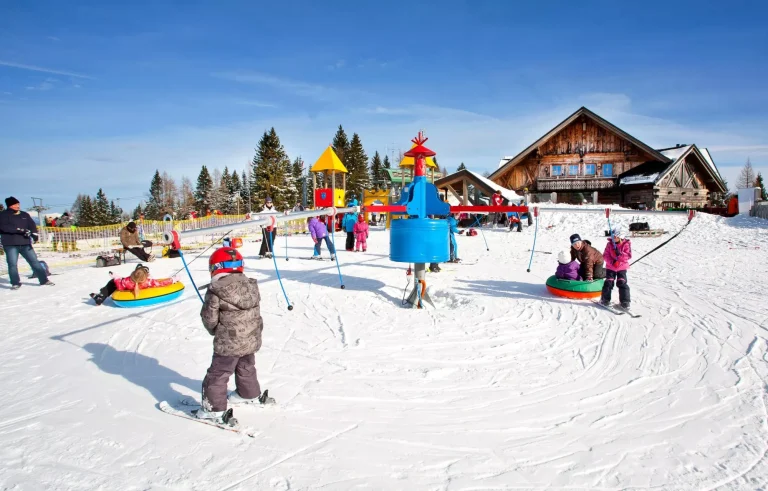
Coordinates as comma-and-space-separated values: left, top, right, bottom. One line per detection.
331, 125, 351, 189
132, 203, 144, 220
756, 172, 767, 200
441, 166, 448, 176
144, 170, 164, 220
282, 155, 298, 207
291, 157, 305, 207
370, 151, 383, 189
93, 188, 111, 225
228, 171, 243, 214
240, 170, 250, 211
195, 165, 215, 215
0, 203, 4, 212
79, 196, 95, 226
737, 158, 756, 189
250, 128, 292, 210
383, 155, 391, 169
109, 200, 123, 224
345, 133, 369, 200
457, 162, 467, 172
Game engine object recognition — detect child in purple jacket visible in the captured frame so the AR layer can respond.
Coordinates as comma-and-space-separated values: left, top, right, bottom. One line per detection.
600, 226, 632, 309
555, 250, 581, 280
307, 216, 336, 260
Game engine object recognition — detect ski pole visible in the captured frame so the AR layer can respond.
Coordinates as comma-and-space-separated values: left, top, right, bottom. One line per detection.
526, 207, 539, 272
267, 226, 294, 310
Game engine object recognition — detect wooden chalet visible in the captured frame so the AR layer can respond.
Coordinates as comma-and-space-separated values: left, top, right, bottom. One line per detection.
489, 107, 727, 209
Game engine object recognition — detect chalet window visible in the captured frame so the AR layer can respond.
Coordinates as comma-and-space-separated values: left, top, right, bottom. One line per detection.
568, 164, 579, 176
552, 165, 563, 176
603, 164, 613, 177
585, 164, 596, 175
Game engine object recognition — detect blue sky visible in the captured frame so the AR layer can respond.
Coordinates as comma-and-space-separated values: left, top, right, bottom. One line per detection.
1, 0, 767, 212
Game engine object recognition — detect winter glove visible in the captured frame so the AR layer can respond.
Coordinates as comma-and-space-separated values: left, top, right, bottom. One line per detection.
313, 238, 318, 244
613, 261, 620, 268
31, 232, 39, 243
18, 228, 31, 238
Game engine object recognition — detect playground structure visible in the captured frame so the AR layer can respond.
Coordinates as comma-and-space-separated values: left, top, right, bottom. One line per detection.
311, 146, 348, 208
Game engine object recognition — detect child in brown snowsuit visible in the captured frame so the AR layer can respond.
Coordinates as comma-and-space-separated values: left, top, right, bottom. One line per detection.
195, 247, 273, 424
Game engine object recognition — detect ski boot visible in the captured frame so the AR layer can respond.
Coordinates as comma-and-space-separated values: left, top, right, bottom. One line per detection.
429, 264, 441, 273
90, 293, 106, 305
600, 298, 611, 307
330, 254, 336, 261
192, 407, 238, 427
229, 389, 275, 406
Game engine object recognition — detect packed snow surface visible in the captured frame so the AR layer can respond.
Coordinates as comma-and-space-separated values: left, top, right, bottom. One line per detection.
2, 209, 768, 490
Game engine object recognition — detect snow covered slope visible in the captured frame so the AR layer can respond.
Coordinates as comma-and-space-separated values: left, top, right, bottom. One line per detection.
1, 210, 767, 490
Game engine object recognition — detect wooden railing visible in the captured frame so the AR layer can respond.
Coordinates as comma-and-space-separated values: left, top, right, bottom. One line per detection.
537, 177, 616, 191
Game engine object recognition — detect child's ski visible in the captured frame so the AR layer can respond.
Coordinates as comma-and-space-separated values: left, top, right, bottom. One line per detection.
179, 390, 276, 408
592, 301, 625, 316
158, 401, 256, 437
614, 304, 641, 318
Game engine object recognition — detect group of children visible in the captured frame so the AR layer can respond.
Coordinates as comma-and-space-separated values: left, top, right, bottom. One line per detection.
555, 226, 632, 309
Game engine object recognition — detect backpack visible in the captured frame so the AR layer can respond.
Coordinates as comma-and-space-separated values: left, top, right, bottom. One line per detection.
96, 253, 121, 267
629, 222, 650, 231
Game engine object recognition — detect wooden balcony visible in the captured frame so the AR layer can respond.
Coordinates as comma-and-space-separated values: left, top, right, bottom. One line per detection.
537, 177, 617, 191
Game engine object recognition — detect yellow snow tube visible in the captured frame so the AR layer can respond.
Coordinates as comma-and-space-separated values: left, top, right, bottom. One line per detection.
111, 281, 185, 308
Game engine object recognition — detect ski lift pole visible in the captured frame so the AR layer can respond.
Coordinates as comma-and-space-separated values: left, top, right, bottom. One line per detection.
526, 207, 539, 273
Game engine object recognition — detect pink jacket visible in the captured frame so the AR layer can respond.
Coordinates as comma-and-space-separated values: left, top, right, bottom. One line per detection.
114, 276, 174, 291
603, 239, 632, 272
353, 221, 369, 240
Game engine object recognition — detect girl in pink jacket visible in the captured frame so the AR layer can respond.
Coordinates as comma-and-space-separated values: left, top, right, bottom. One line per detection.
353, 214, 369, 252
90, 265, 174, 305
600, 226, 632, 309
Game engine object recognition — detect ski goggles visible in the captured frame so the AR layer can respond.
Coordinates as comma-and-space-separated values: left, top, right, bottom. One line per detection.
209, 260, 244, 273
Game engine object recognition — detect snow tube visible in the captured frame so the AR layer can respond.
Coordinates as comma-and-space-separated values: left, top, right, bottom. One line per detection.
111, 281, 185, 308
546, 276, 604, 299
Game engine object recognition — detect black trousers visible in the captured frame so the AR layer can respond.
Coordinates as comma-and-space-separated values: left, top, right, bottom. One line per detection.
345, 232, 355, 251
581, 262, 606, 280
99, 279, 118, 297
601, 270, 630, 305
259, 229, 276, 256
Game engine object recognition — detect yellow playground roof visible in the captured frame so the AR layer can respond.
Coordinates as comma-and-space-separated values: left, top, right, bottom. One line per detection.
310, 146, 348, 173
399, 143, 437, 168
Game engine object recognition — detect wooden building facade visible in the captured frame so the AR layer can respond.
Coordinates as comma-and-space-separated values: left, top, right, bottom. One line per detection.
490, 107, 727, 209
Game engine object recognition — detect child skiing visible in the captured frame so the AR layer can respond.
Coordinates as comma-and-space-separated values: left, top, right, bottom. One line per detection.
600, 226, 632, 309
353, 213, 369, 252
342, 210, 357, 251
555, 250, 581, 280
196, 247, 273, 426
308, 216, 336, 260
90, 264, 173, 305
448, 214, 460, 263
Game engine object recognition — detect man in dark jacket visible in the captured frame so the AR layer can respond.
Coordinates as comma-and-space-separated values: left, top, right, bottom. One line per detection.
0, 197, 54, 289
569, 233, 606, 281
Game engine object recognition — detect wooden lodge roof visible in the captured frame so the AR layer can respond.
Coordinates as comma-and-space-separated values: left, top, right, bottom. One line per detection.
489, 107, 671, 181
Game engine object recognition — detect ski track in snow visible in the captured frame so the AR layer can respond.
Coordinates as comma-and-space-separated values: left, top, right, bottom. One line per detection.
1, 209, 768, 489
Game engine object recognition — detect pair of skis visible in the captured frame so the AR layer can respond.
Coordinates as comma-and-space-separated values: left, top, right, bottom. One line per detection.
159, 390, 275, 437
592, 301, 641, 318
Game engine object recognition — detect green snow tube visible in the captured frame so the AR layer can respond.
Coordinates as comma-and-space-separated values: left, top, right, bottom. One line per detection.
546, 275, 604, 299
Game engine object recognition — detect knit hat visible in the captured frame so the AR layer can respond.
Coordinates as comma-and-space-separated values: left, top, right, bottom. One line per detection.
612, 226, 625, 239
570, 233, 582, 245
5, 196, 19, 207
265, 196, 272, 203
557, 250, 570, 264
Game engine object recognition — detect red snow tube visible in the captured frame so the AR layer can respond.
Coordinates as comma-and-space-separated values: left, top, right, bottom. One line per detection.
546, 275, 604, 299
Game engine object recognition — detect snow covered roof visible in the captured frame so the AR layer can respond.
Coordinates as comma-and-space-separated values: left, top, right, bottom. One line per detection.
467, 170, 524, 202
658, 145, 692, 162
497, 156, 514, 169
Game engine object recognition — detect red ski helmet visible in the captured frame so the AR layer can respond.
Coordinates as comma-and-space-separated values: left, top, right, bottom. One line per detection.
358, 214, 365, 221
209, 247, 244, 276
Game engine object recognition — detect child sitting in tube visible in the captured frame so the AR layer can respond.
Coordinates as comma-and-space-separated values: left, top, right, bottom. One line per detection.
90, 265, 175, 306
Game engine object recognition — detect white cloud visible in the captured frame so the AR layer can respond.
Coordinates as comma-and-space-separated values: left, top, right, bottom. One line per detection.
327, 59, 346, 70
212, 71, 334, 100
0, 60, 93, 79
25, 78, 58, 91
232, 99, 276, 108
47, 36, 61, 42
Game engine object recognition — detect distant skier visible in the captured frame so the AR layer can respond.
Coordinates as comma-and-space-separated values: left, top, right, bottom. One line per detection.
448, 214, 460, 263
353, 213, 369, 252
259, 197, 278, 258
600, 227, 632, 309
308, 216, 336, 260
342, 210, 357, 251
196, 247, 273, 425
89, 264, 173, 305
555, 250, 581, 280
